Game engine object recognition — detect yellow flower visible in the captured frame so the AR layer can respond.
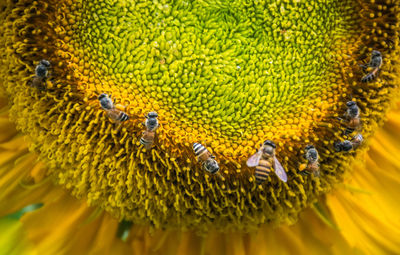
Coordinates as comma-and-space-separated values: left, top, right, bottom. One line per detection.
0, 0, 399, 254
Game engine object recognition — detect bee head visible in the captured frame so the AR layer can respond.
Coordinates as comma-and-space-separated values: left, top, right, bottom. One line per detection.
35, 64, 48, 78
334, 141, 343, 152
205, 158, 219, 173
346, 101, 356, 108
39, 59, 51, 68
262, 140, 276, 154
304, 145, 317, 160
371, 50, 381, 58
305, 144, 315, 151
334, 140, 352, 152
147, 111, 158, 118
98, 93, 113, 109
306, 147, 318, 161
263, 140, 276, 148
98, 93, 108, 100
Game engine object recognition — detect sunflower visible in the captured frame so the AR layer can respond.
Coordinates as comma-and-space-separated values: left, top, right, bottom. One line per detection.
0, 0, 399, 254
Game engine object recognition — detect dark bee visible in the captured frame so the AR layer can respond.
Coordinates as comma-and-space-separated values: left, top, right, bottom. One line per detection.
193, 143, 222, 178
340, 101, 361, 135
140, 112, 159, 149
299, 145, 320, 177
361, 50, 382, 83
31, 59, 51, 90
334, 134, 363, 152
98, 93, 129, 123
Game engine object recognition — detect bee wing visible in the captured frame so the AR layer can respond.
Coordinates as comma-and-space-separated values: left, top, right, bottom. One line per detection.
273, 156, 287, 182
107, 108, 123, 120
246, 150, 262, 167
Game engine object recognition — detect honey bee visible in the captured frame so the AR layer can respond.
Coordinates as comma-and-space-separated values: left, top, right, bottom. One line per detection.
247, 140, 287, 184
299, 145, 320, 177
339, 101, 361, 135
193, 143, 223, 178
334, 133, 363, 152
31, 59, 51, 90
140, 112, 159, 149
360, 50, 382, 83
98, 93, 130, 123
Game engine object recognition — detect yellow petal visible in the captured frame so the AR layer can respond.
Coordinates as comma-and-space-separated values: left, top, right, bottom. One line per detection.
0, 217, 36, 255
20, 191, 133, 254
21, 192, 96, 254
326, 103, 400, 254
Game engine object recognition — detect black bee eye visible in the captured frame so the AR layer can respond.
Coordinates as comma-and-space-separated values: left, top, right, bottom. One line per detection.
305, 145, 314, 150
98, 93, 107, 100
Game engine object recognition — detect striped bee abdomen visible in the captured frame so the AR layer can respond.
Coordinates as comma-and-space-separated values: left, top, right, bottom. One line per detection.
255, 159, 272, 183
106, 110, 129, 123
118, 112, 129, 122
140, 131, 155, 148
193, 143, 220, 176
140, 137, 151, 146
344, 118, 360, 135
344, 127, 355, 135
193, 143, 208, 160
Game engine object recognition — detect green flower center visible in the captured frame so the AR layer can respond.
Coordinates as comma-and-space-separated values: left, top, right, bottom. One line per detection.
74, 0, 355, 146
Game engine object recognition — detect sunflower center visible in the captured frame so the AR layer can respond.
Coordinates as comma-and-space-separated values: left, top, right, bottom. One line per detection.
62, 0, 359, 159
1, 0, 399, 231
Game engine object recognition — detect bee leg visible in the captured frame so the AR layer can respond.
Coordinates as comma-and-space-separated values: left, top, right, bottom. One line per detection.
359, 64, 371, 74
359, 63, 368, 69
216, 172, 224, 180
114, 122, 122, 133
299, 170, 308, 176
38, 80, 46, 91
336, 117, 349, 128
